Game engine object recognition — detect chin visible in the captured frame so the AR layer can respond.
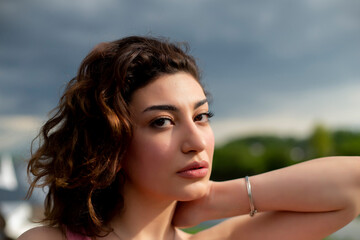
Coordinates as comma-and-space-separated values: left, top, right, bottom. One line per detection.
176, 180, 209, 201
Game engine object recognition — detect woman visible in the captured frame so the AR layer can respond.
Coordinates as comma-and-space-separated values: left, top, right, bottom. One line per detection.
19, 36, 360, 240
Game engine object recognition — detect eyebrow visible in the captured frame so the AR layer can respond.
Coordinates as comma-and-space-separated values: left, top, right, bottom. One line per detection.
142, 98, 208, 113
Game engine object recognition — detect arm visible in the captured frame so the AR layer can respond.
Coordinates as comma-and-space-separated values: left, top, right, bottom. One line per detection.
173, 157, 360, 239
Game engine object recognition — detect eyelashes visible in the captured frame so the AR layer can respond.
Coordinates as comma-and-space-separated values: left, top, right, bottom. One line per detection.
150, 117, 174, 128
149, 111, 214, 129
194, 111, 214, 122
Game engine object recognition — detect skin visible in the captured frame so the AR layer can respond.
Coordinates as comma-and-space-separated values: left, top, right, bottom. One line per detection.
18, 72, 360, 240
175, 157, 360, 240
122, 72, 214, 202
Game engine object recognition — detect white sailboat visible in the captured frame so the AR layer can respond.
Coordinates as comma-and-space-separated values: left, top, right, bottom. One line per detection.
0, 153, 18, 191
0, 153, 40, 239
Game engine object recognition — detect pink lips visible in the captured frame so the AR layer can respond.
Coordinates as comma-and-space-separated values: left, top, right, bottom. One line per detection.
176, 161, 209, 179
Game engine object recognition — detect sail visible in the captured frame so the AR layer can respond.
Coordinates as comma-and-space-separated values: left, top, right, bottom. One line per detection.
0, 153, 18, 191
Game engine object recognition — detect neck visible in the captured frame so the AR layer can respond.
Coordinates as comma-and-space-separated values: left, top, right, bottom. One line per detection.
110, 182, 178, 240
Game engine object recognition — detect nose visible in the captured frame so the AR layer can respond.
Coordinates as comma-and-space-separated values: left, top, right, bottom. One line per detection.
181, 121, 207, 154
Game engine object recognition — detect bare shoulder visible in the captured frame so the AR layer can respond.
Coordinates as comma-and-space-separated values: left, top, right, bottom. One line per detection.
17, 226, 65, 240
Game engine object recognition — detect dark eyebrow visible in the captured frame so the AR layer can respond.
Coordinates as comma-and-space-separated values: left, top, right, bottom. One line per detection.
194, 99, 208, 109
142, 98, 208, 113
143, 105, 178, 113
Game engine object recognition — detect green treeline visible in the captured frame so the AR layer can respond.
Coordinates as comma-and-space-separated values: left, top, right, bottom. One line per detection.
211, 124, 360, 181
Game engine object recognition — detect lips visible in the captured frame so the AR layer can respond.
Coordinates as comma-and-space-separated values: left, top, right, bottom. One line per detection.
176, 161, 209, 179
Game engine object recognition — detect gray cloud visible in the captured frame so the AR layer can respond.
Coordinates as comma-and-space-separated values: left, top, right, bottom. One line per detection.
1, 0, 359, 120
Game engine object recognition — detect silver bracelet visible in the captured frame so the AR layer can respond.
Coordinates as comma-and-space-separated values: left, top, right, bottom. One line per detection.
245, 176, 257, 217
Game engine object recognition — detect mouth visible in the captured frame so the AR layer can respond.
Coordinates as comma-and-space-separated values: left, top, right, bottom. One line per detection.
176, 161, 209, 179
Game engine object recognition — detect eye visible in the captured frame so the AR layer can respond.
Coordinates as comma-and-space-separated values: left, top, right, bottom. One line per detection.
194, 111, 214, 123
150, 117, 174, 129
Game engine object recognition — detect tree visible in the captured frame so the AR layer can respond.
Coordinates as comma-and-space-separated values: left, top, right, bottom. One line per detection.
309, 124, 333, 158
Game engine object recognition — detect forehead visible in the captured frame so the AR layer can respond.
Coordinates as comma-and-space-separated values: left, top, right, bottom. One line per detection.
130, 72, 206, 110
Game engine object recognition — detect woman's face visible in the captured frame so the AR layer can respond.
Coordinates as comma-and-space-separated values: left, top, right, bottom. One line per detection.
123, 72, 214, 201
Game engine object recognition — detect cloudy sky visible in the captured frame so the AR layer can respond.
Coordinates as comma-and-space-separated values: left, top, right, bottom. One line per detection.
1, 0, 360, 152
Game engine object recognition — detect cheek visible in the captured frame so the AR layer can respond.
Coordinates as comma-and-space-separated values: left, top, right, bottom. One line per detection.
206, 129, 215, 158
135, 134, 172, 160
124, 132, 174, 177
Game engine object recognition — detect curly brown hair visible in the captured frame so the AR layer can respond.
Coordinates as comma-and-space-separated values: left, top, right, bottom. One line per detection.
26, 36, 201, 238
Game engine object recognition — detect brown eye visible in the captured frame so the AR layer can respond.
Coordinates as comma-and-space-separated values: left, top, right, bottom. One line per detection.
194, 111, 214, 123
150, 117, 174, 128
